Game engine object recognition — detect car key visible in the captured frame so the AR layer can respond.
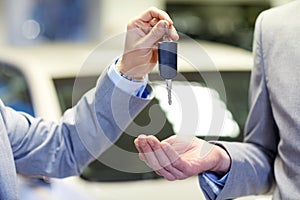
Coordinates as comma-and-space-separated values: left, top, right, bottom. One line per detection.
158, 22, 177, 105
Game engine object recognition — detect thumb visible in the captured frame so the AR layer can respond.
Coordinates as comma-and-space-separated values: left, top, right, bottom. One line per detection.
162, 135, 177, 145
141, 20, 169, 47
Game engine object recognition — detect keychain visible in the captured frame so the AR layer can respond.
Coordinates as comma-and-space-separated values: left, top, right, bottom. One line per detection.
158, 22, 178, 105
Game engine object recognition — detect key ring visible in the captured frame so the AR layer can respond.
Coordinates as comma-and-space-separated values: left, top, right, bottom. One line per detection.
163, 21, 171, 41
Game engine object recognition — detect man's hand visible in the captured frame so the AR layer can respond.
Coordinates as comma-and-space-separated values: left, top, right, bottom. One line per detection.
134, 135, 231, 181
119, 7, 179, 80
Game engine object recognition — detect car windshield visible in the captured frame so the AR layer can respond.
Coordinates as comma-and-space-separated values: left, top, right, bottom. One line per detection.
0, 62, 34, 116
53, 71, 250, 182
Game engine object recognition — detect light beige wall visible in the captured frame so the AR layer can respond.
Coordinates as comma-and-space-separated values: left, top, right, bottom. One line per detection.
270, 0, 294, 7
0, 0, 6, 45
100, 0, 165, 41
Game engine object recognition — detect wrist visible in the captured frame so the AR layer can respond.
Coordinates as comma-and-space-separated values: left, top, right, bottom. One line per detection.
118, 58, 145, 81
211, 145, 231, 176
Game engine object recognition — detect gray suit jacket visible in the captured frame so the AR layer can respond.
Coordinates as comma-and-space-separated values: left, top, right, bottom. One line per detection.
200, 2, 300, 199
0, 69, 151, 199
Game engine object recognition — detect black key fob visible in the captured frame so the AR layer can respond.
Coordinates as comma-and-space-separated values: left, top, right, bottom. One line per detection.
158, 41, 177, 80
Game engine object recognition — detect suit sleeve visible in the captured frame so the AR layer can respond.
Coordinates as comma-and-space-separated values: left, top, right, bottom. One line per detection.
199, 12, 278, 199
3, 67, 152, 178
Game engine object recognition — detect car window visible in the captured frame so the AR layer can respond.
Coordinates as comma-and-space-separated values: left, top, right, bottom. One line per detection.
0, 62, 34, 116
53, 76, 99, 111
53, 70, 250, 181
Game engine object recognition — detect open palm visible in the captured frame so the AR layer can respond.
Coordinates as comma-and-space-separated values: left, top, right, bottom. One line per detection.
135, 135, 229, 181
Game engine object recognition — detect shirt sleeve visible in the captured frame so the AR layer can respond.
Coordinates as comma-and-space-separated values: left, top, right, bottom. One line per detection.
107, 58, 150, 98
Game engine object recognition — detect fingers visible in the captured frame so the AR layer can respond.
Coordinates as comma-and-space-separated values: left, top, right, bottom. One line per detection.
162, 135, 177, 144
169, 25, 179, 41
160, 141, 181, 166
141, 7, 179, 41
140, 20, 169, 47
148, 136, 187, 180
149, 18, 159, 27
127, 7, 179, 43
134, 135, 162, 171
138, 20, 178, 49
135, 136, 176, 180
134, 138, 147, 162
140, 7, 173, 25
135, 135, 188, 180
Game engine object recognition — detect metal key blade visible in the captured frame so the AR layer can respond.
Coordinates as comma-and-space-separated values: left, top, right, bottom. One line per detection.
166, 79, 172, 105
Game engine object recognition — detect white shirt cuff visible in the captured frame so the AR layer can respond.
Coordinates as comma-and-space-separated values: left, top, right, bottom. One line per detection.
107, 58, 148, 96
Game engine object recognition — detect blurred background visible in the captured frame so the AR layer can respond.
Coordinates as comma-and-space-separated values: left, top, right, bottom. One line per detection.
0, 0, 295, 200
0, 0, 293, 48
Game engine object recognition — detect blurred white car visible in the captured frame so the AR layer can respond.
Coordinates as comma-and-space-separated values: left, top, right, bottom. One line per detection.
0, 40, 269, 200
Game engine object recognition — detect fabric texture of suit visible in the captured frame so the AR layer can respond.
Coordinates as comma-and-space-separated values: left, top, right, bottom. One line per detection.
0, 68, 151, 199
200, 1, 300, 199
